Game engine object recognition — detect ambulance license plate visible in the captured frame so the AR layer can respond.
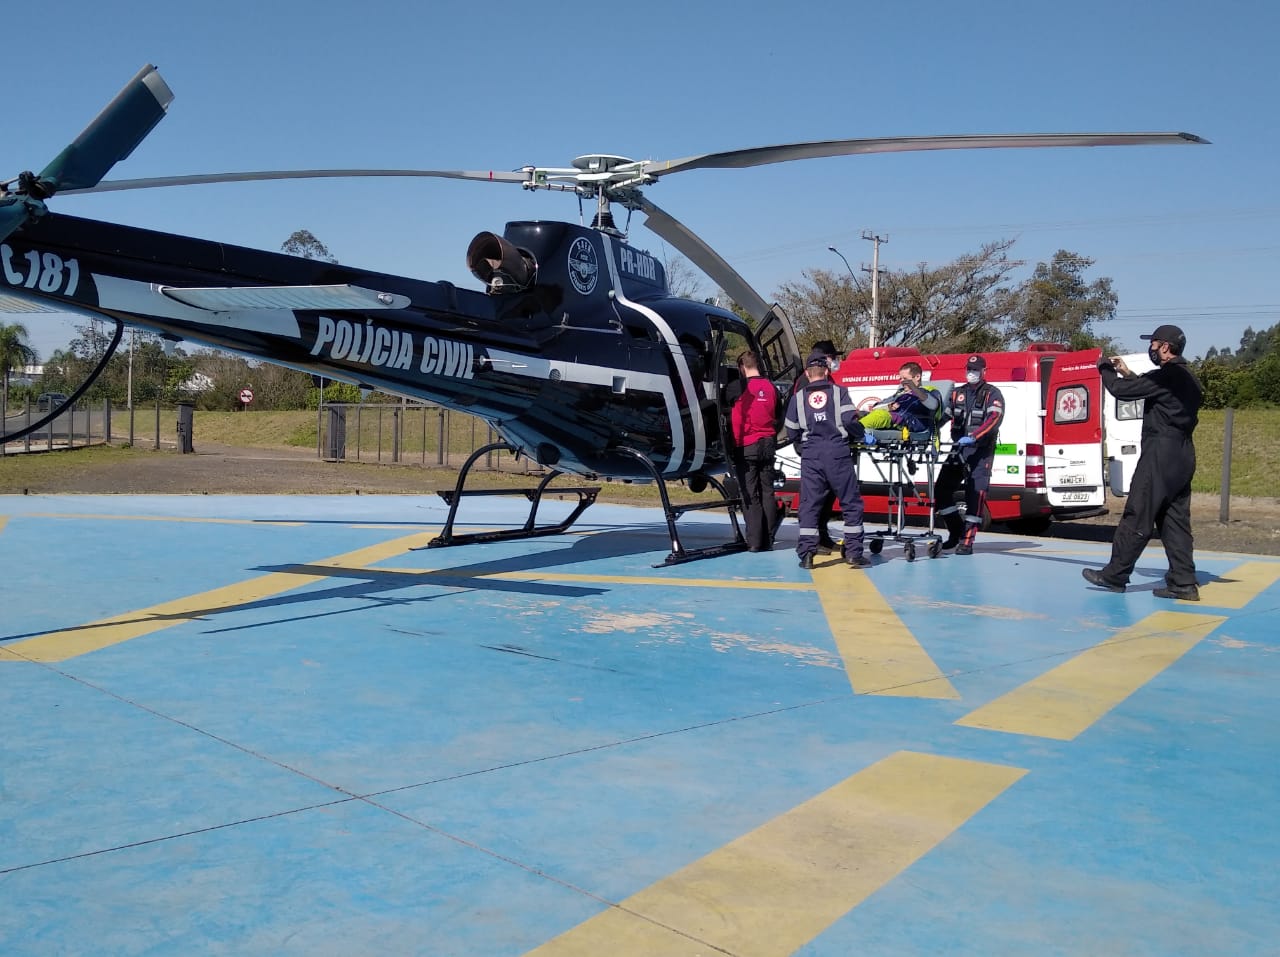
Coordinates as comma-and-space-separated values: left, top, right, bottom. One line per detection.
1060, 492, 1092, 503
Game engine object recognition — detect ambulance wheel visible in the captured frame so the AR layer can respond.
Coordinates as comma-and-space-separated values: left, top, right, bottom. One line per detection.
904, 542, 916, 562
928, 539, 942, 559
869, 539, 883, 555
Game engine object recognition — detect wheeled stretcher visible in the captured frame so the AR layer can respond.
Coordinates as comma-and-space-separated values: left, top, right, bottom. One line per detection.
857, 427, 947, 561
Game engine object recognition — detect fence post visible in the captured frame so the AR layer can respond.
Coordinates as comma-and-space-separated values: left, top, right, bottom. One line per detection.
154, 397, 161, 449
104, 399, 112, 445
392, 401, 401, 463
1219, 408, 1234, 524
437, 407, 446, 465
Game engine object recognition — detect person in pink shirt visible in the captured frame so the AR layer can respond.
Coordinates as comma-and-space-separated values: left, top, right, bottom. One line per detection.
731, 350, 781, 551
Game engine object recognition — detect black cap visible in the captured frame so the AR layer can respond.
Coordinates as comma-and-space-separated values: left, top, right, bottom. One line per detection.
806, 348, 832, 368
811, 339, 840, 357
966, 355, 987, 371
1140, 324, 1186, 354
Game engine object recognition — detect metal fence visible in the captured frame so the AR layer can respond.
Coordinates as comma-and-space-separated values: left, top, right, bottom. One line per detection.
1, 397, 127, 456
2, 398, 544, 475
316, 402, 545, 474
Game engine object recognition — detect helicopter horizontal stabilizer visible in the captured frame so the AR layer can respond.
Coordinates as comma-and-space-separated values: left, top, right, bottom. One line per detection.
156, 283, 411, 312
0, 290, 67, 313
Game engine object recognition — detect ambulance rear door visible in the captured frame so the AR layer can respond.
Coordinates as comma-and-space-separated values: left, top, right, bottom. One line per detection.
1041, 349, 1106, 512
1103, 352, 1155, 495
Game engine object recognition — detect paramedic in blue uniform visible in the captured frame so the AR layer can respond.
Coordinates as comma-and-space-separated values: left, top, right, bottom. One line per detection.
1082, 324, 1204, 599
934, 354, 1004, 555
793, 340, 843, 550
731, 349, 781, 552
785, 348, 871, 569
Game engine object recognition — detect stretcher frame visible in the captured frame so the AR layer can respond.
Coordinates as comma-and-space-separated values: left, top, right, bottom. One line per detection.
858, 429, 946, 561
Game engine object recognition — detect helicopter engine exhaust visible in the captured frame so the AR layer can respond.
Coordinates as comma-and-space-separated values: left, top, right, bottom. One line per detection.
466, 231, 536, 295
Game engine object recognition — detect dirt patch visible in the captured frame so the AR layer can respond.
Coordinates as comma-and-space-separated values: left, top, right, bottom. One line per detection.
4, 442, 1278, 556
1035, 493, 1280, 558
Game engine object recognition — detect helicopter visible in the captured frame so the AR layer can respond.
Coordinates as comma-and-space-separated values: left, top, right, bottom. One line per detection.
0, 65, 1207, 565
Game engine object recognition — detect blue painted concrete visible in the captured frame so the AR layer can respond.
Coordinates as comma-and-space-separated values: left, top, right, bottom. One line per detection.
2, 495, 1276, 955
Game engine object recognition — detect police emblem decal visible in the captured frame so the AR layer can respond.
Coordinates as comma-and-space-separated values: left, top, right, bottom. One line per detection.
567, 237, 598, 295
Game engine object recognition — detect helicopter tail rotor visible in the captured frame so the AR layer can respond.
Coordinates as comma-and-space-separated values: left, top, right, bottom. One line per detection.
37, 64, 173, 195
0, 64, 172, 243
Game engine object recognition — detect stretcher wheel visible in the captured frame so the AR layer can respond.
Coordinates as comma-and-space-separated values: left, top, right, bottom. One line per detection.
904, 542, 916, 562
869, 538, 883, 555
928, 539, 942, 559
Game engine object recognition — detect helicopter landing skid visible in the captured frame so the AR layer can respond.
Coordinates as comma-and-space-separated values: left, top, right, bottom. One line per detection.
425, 442, 600, 549
616, 447, 749, 568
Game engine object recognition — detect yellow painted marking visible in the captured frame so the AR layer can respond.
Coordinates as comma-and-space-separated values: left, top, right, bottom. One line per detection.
955, 611, 1227, 740
2, 532, 435, 662
0, 515, 8, 536
809, 560, 958, 699
1197, 560, 1280, 609
27, 512, 305, 527
525, 751, 1025, 956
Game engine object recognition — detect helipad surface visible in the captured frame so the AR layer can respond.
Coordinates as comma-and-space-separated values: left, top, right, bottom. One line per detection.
2, 495, 1277, 955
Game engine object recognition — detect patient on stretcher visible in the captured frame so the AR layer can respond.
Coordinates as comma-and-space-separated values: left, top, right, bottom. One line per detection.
857, 362, 951, 444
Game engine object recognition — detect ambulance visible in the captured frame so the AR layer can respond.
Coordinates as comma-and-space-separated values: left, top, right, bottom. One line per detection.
776, 343, 1137, 534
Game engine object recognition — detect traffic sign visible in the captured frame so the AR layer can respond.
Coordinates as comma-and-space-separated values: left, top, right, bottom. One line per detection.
239, 388, 254, 405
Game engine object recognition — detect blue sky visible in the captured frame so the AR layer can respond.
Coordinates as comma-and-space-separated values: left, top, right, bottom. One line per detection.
5, 0, 1276, 362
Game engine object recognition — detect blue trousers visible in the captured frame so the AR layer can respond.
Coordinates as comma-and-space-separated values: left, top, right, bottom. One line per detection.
797, 444, 865, 560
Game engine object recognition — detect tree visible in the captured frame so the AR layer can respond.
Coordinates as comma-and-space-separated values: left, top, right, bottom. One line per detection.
1007, 250, 1118, 350
1, 321, 38, 398
774, 267, 867, 351
658, 249, 705, 300
860, 239, 1021, 353
281, 229, 338, 263
1, 321, 38, 425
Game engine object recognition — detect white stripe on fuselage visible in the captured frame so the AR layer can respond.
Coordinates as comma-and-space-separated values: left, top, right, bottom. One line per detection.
601, 236, 704, 473
483, 346, 682, 470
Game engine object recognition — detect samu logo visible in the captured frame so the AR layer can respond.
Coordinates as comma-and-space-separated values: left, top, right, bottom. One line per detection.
567, 237, 598, 295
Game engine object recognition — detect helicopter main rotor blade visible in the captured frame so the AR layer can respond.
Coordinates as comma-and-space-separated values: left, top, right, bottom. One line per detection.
38, 64, 174, 193
637, 195, 771, 322
63, 168, 529, 195
646, 132, 1209, 178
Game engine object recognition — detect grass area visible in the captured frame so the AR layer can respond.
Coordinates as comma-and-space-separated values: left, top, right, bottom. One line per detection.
0, 443, 138, 489
188, 407, 1280, 498
190, 406, 507, 460
8, 407, 1276, 500
1192, 409, 1278, 498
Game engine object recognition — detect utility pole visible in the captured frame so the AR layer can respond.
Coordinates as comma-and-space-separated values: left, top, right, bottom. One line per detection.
861, 230, 888, 349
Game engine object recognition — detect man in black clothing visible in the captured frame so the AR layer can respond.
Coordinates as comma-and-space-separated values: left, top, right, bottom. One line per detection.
934, 355, 1004, 555
1082, 324, 1204, 600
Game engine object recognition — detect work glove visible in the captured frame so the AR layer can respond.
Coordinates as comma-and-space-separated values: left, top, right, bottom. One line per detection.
862, 431, 877, 447
956, 435, 976, 447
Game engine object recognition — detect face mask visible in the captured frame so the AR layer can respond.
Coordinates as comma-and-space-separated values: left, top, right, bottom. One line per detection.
966, 371, 981, 385
1147, 347, 1162, 366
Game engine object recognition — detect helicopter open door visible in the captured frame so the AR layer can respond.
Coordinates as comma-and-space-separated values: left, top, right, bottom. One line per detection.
753, 303, 803, 398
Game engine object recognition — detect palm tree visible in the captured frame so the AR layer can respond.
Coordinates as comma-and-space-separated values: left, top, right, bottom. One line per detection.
1, 322, 39, 428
